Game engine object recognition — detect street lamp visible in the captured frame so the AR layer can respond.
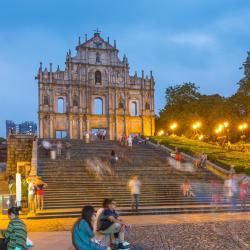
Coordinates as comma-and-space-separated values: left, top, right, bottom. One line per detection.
238, 122, 248, 143
192, 122, 201, 137
215, 122, 229, 147
198, 134, 204, 140
170, 123, 177, 135
238, 123, 248, 132
157, 130, 164, 136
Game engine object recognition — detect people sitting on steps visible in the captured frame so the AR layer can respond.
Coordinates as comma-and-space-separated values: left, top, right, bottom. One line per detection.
72, 205, 110, 250
181, 178, 196, 197
97, 199, 130, 250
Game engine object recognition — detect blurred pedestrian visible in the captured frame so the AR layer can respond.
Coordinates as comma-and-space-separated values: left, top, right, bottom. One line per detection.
211, 179, 221, 209
65, 142, 72, 160
36, 177, 47, 211
224, 174, 238, 210
128, 176, 141, 211
110, 150, 118, 167
175, 151, 182, 169
127, 136, 133, 149
240, 177, 249, 210
181, 178, 195, 197
28, 180, 36, 213
56, 141, 62, 157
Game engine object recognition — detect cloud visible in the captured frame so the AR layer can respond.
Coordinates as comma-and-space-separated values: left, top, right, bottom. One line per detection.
169, 33, 216, 47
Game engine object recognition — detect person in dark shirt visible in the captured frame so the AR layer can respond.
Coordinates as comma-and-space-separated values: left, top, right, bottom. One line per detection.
99, 199, 130, 249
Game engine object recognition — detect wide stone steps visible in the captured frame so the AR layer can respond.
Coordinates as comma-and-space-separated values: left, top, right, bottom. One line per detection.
29, 204, 250, 219
37, 139, 248, 218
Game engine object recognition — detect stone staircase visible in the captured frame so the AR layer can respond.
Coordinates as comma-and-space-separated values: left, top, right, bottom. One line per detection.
35, 139, 249, 219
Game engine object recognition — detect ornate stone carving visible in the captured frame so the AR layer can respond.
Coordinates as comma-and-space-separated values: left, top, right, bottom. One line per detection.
38, 32, 155, 139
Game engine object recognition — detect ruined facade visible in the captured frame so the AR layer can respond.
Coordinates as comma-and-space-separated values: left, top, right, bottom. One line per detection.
37, 31, 155, 140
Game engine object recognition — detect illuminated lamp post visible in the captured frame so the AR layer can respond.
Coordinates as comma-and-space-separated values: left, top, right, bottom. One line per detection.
192, 122, 201, 136
157, 130, 164, 136
170, 123, 177, 135
238, 123, 248, 142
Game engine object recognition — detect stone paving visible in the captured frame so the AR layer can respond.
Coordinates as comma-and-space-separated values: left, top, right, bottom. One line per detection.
1, 213, 250, 249
126, 221, 250, 250
26, 220, 250, 250
1, 212, 250, 232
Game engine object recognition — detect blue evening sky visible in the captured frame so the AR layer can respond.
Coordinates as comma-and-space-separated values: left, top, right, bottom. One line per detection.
0, 0, 250, 137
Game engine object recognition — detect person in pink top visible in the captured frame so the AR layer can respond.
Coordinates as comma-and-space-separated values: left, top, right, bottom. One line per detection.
240, 178, 249, 210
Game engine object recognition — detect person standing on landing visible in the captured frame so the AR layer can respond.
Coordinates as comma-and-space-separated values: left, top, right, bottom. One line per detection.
128, 176, 142, 211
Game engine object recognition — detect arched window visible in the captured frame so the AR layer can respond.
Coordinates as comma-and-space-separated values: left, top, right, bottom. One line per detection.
145, 102, 150, 110
131, 101, 138, 116
57, 98, 65, 113
94, 97, 103, 115
95, 71, 102, 84
96, 52, 101, 63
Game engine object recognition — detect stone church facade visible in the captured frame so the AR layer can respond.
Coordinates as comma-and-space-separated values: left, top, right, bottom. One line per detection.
37, 31, 155, 140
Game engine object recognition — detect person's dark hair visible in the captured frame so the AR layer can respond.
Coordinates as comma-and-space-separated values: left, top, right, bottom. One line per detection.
102, 198, 112, 208
81, 205, 95, 231
105, 198, 115, 206
8, 206, 21, 217
111, 150, 115, 156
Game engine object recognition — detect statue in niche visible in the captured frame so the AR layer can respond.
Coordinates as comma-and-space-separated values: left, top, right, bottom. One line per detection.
44, 95, 49, 105
95, 71, 102, 84
145, 102, 150, 110
73, 95, 79, 107
118, 98, 125, 109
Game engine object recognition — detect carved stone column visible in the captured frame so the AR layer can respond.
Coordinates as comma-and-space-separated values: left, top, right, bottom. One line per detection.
79, 115, 83, 139
114, 88, 117, 140
141, 70, 145, 135
39, 117, 43, 138
49, 116, 54, 138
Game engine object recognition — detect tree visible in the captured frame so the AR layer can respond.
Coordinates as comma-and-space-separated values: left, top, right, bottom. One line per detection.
0, 137, 6, 144
231, 51, 250, 117
165, 82, 200, 106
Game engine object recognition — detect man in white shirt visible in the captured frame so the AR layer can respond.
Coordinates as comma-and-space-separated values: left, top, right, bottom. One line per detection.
28, 181, 36, 213
128, 176, 141, 211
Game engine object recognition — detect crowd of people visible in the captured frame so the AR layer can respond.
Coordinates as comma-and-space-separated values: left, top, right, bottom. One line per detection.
7, 174, 47, 214
176, 152, 249, 211
119, 134, 148, 148
1, 175, 140, 250
41, 140, 72, 160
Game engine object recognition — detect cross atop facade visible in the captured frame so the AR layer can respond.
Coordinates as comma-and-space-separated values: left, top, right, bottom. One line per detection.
94, 28, 101, 34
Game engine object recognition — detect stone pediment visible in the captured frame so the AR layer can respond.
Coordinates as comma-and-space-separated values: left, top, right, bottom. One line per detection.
77, 33, 116, 51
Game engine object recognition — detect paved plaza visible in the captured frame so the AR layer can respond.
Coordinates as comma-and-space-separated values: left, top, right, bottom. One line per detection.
28, 219, 250, 250
1, 212, 250, 249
